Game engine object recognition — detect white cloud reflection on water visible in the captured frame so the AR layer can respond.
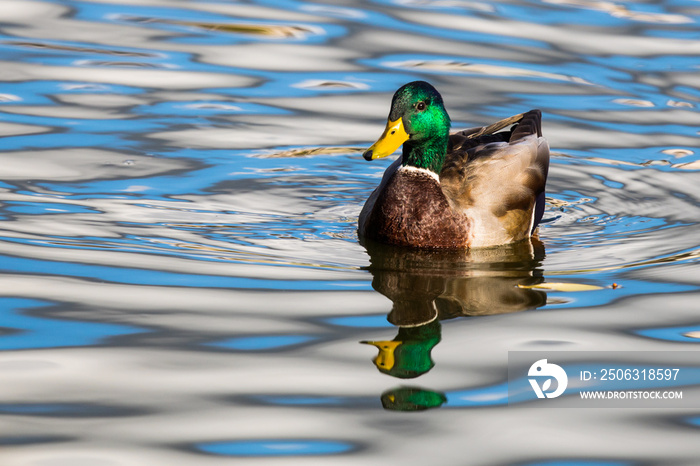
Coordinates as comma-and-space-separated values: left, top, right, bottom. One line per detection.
0, 0, 700, 464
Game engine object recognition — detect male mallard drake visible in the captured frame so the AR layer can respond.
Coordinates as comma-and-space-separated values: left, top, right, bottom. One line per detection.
359, 81, 549, 249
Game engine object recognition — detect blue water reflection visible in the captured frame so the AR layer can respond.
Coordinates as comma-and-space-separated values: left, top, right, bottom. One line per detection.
0, 0, 699, 463
5, 202, 98, 215
0, 402, 143, 417
0, 255, 367, 290
196, 439, 355, 456
210, 334, 317, 351
325, 314, 395, 328
0, 298, 139, 350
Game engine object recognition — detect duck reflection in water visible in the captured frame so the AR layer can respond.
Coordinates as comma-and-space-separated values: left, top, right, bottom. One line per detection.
360, 238, 547, 411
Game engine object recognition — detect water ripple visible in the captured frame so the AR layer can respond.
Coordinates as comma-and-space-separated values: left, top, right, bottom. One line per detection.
195, 439, 357, 456
1, 0, 699, 464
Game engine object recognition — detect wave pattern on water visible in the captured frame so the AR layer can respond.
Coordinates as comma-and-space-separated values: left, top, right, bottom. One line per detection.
1, 0, 700, 464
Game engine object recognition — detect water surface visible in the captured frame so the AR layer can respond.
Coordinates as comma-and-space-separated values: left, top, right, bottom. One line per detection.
1, 0, 700, 464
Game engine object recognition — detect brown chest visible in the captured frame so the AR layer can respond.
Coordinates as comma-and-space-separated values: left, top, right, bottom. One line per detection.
366, 169, 470, 249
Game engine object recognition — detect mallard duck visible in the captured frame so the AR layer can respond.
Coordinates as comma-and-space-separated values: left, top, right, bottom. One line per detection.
359, 81, 549, 249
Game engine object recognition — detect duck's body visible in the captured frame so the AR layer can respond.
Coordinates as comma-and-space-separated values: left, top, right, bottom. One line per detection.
359, 81, 549, 249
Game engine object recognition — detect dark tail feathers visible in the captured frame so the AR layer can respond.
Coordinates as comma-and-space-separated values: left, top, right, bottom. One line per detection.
511, 109, 542, 141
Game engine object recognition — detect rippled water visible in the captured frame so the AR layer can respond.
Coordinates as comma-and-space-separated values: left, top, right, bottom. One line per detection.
2, 0, 700, 464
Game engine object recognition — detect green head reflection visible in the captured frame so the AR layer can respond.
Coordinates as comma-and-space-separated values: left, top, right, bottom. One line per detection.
381, 386, 447, 412
361, 320, 441, 378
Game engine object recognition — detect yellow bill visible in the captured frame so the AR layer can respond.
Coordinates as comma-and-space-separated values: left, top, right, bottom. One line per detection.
363, 118, 409, 160
360, 340, 401, 370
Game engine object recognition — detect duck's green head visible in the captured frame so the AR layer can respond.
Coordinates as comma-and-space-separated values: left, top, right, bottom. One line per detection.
363, 81, 451, 173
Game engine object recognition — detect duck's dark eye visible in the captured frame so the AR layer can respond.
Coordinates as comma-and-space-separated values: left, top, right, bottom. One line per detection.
416, 102, 426, 111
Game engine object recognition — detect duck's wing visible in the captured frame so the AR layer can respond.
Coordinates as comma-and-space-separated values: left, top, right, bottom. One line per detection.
449, 112, 527, 148
440, 110, 550, 243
